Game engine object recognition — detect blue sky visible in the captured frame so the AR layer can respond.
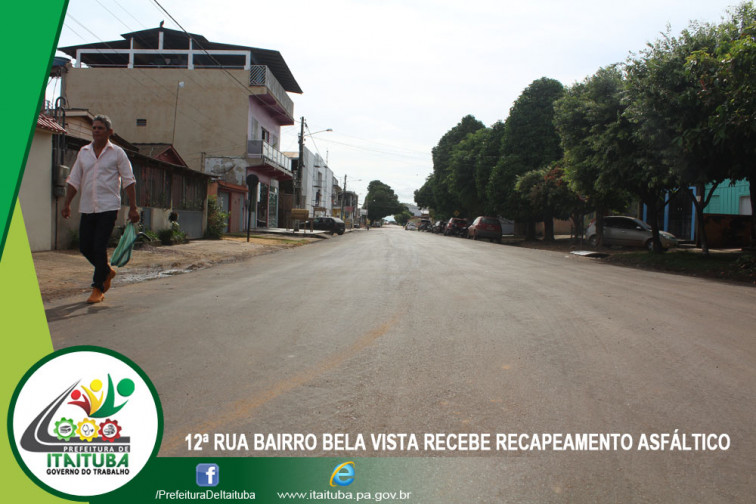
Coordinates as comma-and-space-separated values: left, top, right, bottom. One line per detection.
54, 0, 740, 203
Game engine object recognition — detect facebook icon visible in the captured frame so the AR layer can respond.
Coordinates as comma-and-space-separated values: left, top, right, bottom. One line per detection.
196, 463, 220, 487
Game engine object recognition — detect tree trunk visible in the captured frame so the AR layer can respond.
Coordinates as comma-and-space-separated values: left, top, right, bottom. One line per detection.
596, 210, 605, 247
684, 186, 710, 256
525, 220, 536, 241
749, 179, 756, 250
571, 211, 584, 245
646, 198, 663, 254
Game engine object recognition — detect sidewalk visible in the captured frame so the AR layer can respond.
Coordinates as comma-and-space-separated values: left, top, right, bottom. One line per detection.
33, 233, 323, 302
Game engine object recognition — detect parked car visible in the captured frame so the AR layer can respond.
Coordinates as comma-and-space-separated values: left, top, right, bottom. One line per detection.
405, 222, 417, 231
312, 216, 345, 235
432, 220, 446, 234
467, 216, 503, 242
444, 217, 468, 237
586, 216, 679, 250
418, 219, 432, 231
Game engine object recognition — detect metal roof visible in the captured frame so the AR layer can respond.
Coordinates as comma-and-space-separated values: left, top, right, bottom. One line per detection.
58, 27, 302, 94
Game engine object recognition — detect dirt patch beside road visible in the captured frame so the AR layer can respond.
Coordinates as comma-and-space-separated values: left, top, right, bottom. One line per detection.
33, 235, 320, 302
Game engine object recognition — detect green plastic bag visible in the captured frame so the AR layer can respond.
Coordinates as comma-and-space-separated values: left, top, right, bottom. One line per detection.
110, 222, 138, 267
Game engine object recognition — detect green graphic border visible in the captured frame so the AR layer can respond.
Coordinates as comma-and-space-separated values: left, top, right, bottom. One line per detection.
0, 1, 68, 261
7, 346, 165, 502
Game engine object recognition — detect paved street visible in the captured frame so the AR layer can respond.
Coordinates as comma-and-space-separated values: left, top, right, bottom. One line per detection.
46, 226, 756, 502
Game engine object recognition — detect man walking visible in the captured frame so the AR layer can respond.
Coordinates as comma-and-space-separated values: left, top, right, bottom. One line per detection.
61, 115, 139, 304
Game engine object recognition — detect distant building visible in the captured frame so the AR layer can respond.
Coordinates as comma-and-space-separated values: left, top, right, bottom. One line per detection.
403, 204, 423, 217
283, 147, 335, 226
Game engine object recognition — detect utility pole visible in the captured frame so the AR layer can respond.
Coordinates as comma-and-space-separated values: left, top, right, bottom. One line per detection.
341, 174, 347, 220
296, 116, 305, 208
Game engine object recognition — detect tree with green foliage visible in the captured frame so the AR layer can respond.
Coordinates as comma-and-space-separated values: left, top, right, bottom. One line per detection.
687, 2, 756, 247
554, 66, 632, 245
448, 128, 489, 217
600, 60, 680, 253
488, 77, 565, 238
413, 175, 436, 212
474, 121, 506, 215
515, 164, 581, 241
366, 180, 405, 223
205, 195, 229, 239
393, 206, 413, 226
423, 115, 486, 218
624, 22, 728, 254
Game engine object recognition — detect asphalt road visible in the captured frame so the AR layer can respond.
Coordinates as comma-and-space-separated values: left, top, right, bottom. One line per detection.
46, 226, 756, 502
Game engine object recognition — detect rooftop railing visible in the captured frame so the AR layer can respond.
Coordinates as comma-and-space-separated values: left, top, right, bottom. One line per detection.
249, 65, 293, 118
247, 140, 292, 172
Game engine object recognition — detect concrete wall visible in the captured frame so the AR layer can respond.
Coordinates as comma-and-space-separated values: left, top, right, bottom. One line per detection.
64, 68, 251, 172
19, 129, 54, 251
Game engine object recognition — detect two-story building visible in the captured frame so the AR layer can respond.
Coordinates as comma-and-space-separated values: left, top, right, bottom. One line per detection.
58, 26, 302, 231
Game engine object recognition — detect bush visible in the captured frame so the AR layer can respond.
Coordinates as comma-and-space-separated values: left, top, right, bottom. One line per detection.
157, 223, 188, 246
206, 195, 229, 239
143, 230, 159, 242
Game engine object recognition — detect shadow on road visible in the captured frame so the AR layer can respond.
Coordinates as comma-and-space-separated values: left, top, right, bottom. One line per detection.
46, 301, 113, 322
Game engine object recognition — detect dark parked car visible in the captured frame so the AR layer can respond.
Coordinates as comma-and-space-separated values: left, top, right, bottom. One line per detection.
418, 219, 432, 231
312, 216, 345, 235
467, 216, 502, 242
432, 220, 446, 234
444, 217, 468, 237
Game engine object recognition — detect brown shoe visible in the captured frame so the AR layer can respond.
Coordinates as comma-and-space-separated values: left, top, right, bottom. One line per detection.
103, 267, 116, 293
86, 287, 105, 304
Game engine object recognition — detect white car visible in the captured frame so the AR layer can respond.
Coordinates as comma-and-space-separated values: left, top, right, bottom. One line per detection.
586, 216, 679, 250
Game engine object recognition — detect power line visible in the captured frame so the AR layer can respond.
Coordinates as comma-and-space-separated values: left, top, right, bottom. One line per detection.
113, 0, 148, 29
313, 138, 430, 160
147, 0, 296, 125
64, 1, 304, 177
60, 13, 256, 159
149, 0, 253, 96
94, 0, 134, 31
61, 21, 89, 44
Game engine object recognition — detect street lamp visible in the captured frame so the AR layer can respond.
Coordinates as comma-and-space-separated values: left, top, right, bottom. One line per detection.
307, 128, 333, 136
340, 176, 363, 227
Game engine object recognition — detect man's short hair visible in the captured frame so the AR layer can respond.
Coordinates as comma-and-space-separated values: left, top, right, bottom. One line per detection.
93, 114, 113, 130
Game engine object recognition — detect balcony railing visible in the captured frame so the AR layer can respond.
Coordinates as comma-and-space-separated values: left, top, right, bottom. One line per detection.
249, 65, 294, 118
247, 140, 292, 172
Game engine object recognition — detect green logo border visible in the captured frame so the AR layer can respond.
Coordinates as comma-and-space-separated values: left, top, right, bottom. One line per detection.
6, 345, 164, 501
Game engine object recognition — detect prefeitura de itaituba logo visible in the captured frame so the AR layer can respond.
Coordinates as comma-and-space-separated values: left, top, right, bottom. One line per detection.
9, 347, 161, 499
27, 375, 132, 451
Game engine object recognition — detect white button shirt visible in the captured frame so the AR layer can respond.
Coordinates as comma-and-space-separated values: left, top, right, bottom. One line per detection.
67, 141, 136, 214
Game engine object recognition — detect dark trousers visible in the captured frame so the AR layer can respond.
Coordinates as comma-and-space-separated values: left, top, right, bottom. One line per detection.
79, 211, 118, 290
